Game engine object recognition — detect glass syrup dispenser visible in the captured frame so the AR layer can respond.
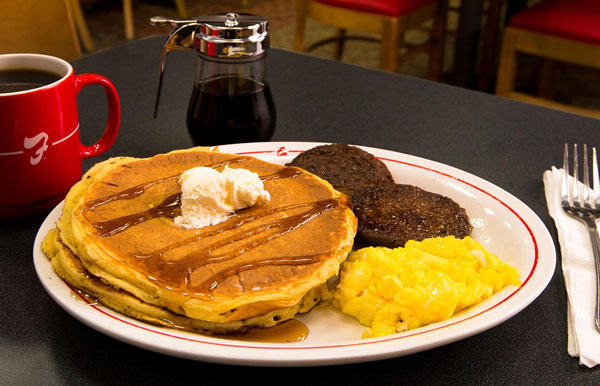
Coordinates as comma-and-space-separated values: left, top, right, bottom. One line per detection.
151, 13, 276, 146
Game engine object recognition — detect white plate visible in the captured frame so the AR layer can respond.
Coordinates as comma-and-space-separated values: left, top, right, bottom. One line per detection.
33, 142, 556, 366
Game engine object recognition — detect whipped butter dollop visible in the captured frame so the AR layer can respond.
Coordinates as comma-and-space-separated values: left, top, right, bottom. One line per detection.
174, 166, 270, 229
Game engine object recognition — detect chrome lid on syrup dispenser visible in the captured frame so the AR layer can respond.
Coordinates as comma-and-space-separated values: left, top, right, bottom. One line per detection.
150, 13, 270, 117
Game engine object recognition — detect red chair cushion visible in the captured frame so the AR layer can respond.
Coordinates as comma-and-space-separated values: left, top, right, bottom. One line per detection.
314, 0, 438, 17
509, 0, 600, 45
573, 0, 600, 10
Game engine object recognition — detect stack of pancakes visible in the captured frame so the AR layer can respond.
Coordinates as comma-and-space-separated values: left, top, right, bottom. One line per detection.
43, 148, 357, 334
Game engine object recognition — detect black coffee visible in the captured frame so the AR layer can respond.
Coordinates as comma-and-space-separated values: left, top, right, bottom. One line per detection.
186, 75, 276, 146
0, 69, 63, 93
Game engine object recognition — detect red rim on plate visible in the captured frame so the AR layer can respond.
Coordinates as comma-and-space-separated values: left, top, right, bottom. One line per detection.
33, 142, 554, 365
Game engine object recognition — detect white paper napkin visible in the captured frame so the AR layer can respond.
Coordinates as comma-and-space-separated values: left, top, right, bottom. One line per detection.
544, 166, 600, 367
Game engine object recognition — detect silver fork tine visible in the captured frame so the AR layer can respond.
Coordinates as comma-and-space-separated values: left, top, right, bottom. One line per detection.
584, 144, 592, 209
562, 143, 570, 206
593, 147, 600, 209
573, 144, 581, 207
560, 144, 600, 333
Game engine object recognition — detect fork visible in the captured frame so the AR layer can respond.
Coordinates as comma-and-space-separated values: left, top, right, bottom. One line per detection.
561, 143, 600, 333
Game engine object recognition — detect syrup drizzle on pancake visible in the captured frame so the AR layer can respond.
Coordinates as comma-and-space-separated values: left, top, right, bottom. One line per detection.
89, 197, 340, 298
144, 199, 339, 296
137, 199, 333, 261
197, 252, 336, 296
78, 158, 343, 298
85, 157, 252, 210
85, 166, 303, 238
90, 193, 182, 237
259, 166, 302, 181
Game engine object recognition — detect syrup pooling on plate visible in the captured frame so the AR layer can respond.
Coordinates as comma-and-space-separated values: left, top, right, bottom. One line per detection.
224, 319, 309, 343
78, 157, 344, 298
70, 290, 99, 306
159, 316, 309, 343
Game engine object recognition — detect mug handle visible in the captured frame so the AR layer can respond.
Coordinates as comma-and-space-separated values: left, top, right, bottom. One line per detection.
74, 73, 121, 159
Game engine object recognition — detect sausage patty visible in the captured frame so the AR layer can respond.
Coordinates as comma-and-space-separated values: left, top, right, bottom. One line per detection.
352, 184, 472, 248
286, 143, 394, 199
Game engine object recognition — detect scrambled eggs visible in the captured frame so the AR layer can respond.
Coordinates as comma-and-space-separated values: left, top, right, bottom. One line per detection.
333, 236, 521, 338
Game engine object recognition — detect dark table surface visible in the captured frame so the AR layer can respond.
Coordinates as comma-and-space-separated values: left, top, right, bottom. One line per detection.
2, 36, 600, 385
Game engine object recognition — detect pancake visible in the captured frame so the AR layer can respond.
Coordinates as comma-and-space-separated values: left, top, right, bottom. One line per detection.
43, 147, 357, 332
43, 228, 325, 334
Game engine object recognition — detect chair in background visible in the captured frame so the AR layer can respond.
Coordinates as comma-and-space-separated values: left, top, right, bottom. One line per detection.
0, 0, 81, 61
294, 0, 447, 80
123, 0, 188, 40
68, 0, 189, 47
495, 0, 600, 118
68, 0, 95, 52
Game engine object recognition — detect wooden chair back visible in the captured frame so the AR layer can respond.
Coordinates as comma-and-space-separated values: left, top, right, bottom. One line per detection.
294, 0, 446, 79
495, 0, 600, 118
0, 0, 81, 61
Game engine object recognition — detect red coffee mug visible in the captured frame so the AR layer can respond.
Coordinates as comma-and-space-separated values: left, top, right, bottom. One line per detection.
0, 54, 120, 218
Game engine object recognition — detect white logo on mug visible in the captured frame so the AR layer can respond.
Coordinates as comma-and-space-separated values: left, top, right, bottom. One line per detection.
23, 132, 49, 165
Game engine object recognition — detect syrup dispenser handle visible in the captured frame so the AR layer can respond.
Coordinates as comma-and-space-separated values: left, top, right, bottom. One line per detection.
152, 21, 200, 118
149, 16, 198, 27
